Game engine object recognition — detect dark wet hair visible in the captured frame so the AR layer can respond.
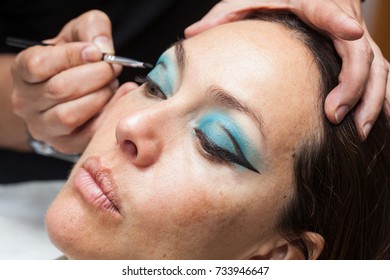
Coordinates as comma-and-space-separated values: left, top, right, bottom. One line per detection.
251, 11, 390, 259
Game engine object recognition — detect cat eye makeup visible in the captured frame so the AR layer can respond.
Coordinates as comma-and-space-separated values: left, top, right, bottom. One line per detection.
195, 112, 260, 173
135, 42, 263, 173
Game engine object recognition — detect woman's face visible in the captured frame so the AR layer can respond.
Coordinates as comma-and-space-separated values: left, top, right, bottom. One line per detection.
46, 20, 321, 259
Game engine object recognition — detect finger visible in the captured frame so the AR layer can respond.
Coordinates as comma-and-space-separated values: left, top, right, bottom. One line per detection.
353, 44, 388, 139
44, 118, 98, 155
14, 42, 102, 83
50, 83, 140, 154
48, 126, 95, 155
324, 36, 374, 124
292, 0, 363, 40
16, 61, 119, 113
51, 10, 114, 53
185, 1, 250, 37
42, 62, 119, 107
185, 0, 363, 40
185, 0, 291, 37
32, 86, 115, 139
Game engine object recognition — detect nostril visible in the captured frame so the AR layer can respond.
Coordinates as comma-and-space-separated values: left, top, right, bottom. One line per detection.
123, 140, 138, 159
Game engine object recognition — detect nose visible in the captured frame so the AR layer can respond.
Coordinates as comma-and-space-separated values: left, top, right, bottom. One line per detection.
115, 104, 173, 168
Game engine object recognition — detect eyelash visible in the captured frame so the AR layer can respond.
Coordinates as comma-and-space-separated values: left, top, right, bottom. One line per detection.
195, 128, 259, 174
135, 76, 167, 100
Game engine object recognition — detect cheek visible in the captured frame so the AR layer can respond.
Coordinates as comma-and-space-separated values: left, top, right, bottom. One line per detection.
147, 187, 233, 228
124, 174, 287, 258
131, 185, 225, 227
121, 170, 249, 234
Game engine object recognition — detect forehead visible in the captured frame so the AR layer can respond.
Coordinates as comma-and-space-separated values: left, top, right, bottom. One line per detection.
182, 20, 322, 159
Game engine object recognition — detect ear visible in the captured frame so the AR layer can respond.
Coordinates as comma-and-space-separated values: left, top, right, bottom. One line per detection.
250, 232, 324, 260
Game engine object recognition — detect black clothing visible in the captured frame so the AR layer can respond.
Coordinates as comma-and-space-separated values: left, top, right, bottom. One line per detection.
0, 0, 219, 183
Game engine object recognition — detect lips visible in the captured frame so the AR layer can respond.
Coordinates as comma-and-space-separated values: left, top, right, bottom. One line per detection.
74, 156, 121, 218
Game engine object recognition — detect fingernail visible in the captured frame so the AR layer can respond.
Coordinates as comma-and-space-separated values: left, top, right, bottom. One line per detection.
335, 105, 349, 123
109, 79, 119, 92
363, 123, 372, 139
82, 45, 101, 62
93, 36, 114, 54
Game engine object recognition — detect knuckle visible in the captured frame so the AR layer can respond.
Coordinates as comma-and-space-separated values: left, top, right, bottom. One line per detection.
23, 48, 49, 79
85, 10, 111, 26
45, 77, 68, 101
53, 107, 78, 132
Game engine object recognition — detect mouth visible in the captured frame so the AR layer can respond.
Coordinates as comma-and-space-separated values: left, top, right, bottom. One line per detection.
74, 156, 121, 219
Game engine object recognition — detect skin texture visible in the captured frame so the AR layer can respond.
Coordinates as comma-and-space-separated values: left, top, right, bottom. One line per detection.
7, 1, 388, 156
46, 20, 323, 260
185, 0, 390, 140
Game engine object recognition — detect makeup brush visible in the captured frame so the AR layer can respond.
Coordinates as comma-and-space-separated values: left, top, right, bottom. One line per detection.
5, 36, 153, 69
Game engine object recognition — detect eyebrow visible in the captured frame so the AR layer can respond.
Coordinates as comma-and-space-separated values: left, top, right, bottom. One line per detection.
174, 40, 186, 75
174, 40, 266, 140
207, 86, 265, 139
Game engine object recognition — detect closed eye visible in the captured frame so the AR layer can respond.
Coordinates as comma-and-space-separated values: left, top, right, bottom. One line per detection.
135, 76, 167, 100
195, 128, 260, 174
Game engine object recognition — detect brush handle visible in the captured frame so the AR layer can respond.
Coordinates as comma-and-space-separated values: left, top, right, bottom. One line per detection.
6, 37, 47, 49
5, 36, 153, 69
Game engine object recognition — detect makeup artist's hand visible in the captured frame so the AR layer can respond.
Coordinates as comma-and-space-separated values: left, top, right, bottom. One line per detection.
186, 0, 390, 140
45, 9, 116, 54
12, 11, 121, 154
11, 10, 121, 154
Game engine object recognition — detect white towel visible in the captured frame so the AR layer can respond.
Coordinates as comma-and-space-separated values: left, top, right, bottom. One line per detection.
0, 180, 64, 259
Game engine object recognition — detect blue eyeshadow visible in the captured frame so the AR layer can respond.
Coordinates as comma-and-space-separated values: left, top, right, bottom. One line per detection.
197, 111, 260, 170
146, 52, 177, 97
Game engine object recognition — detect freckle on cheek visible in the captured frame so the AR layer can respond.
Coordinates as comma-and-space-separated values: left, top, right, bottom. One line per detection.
171, 190, 248, 232
171, 190, 218, 227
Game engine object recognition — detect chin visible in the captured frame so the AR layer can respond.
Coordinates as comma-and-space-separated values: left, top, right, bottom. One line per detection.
45, 185, 87, 259
45, 183, 127, 259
